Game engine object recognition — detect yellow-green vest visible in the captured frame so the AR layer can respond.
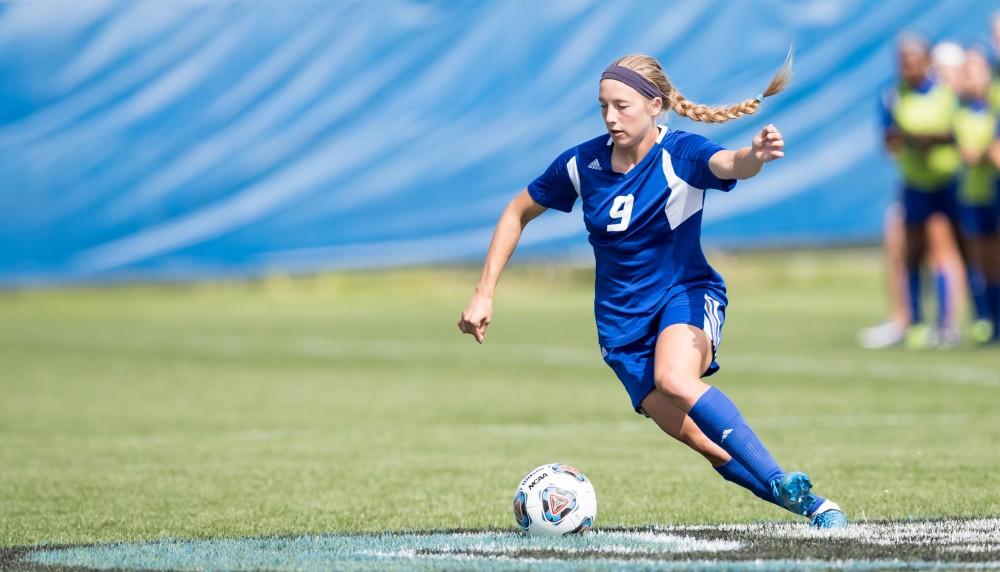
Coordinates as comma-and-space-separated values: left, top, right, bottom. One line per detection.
891, 81, 961, 190
954, 102, 997, 206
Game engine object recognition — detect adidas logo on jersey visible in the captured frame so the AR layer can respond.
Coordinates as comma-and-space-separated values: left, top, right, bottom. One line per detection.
587, 158, 602, 170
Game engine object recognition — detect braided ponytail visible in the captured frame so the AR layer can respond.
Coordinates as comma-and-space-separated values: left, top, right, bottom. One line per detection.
614, 47, 793, 124
670, 95, 763, 123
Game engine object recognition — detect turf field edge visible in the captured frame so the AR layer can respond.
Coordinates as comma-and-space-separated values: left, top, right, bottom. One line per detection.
3, 251, 998, 548
5, 518, 1000, 571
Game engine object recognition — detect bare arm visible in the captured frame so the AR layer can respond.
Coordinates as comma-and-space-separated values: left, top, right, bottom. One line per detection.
959, 143, 987, 166
884, 130, 904, 156
458, 189, 547, 343
903, 131, 955, 150
708, 124, 785, 181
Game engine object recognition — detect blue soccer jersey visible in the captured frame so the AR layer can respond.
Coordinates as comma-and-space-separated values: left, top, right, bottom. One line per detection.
527, 126, 736, 348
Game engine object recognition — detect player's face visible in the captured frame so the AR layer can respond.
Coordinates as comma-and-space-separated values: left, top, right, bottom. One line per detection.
599, 79, 659, 147
963, 50, 991, 99
898, 44, 928, 84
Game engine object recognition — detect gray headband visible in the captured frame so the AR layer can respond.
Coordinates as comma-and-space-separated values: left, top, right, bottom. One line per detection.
601, 64, 662, 100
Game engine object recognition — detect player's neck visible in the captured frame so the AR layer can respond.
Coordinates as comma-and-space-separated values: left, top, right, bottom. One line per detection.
614, 126, 658, 171
905, 74, 929, 89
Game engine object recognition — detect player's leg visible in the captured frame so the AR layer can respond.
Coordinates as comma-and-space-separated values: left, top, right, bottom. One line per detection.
904, 220, 929, 346
985, 226, 1000, 341
993, 193, 1000, 340
639, 390, 776, 506
858, 203, 909, 349
975, 196, 1000, 341
926, 211, 966, 346
640, 390, 727, 466
964, 232, 993, 342
886, 203, 911, 331
652, 324, 786, 486
902, 187, 946, 348
651, 323, 843, 525
602, 334, 777, 505
943, 181, 971, 322
957, 203, 992, 341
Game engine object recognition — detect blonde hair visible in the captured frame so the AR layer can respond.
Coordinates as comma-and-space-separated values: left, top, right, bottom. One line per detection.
614, 48, 793, 124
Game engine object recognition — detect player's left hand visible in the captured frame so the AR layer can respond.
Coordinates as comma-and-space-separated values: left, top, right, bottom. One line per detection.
458, 292, 493, 344
751, 124, 784, 163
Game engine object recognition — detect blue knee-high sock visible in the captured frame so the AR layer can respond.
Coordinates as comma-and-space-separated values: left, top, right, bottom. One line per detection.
908, 269, 923, 325
934, 270, 949, 329
715, 459, 774, 504
715, 459, 826, 515
689, 387, 784, 486
968, 269, 990, 321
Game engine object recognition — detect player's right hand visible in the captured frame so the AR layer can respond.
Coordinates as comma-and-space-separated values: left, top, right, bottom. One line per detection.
458, 293, 493, 344
751, 124, 784, 163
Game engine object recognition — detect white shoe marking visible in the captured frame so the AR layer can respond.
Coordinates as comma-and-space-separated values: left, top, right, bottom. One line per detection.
810, 499, 841, 517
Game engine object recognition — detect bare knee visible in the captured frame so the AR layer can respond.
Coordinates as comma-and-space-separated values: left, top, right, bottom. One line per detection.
653, 367, 702, 410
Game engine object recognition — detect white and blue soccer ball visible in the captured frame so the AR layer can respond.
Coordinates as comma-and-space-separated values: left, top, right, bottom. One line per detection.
513, 463, 597, 536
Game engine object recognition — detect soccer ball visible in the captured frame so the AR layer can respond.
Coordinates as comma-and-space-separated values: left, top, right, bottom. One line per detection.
512, 463, 597, 536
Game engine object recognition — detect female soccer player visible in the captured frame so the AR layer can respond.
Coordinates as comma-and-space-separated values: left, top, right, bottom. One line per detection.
458, 53, 848, 528
954, 47, 1000, 341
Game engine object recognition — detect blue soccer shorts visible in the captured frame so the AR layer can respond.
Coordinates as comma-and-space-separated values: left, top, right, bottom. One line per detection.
902, 181, 959, 226
958, 203, 999, 237
600, 287, 726, 414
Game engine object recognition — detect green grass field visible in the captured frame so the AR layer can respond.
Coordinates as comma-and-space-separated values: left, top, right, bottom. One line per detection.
1, 250, 998, 562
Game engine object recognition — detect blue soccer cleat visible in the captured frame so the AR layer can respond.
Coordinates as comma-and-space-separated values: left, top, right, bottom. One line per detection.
770, 471, 816, 516
772, 473, 849, 528
809, 500, 848, 529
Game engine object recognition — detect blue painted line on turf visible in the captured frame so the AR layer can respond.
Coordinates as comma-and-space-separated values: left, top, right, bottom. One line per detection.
24, 526, 1000, 571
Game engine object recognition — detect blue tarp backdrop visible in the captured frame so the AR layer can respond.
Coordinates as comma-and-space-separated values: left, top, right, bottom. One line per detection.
0, 1, 995, 285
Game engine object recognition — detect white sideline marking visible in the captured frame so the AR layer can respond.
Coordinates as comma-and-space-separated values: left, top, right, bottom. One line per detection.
12, 328, 1000, 388
673, 517, 1000, 548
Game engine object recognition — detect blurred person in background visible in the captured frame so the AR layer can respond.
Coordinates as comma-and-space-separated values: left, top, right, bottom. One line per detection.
856, 190, 910, 348
991, 13, 1000, 111
954, 46, 1000, 342
927, 40, 971, 345
867, 34, 965, 349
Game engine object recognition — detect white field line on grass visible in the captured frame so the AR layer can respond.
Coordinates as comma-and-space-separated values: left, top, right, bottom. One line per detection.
405, 531, 741, 556
476, 412, 976, 434
24, 519, 1000, 571
278, 338, 1000, 388
672, 517, 1000, 547
299, 338, 1000, 388
13, 328, 1000, 388
724, 353, 1000, 388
